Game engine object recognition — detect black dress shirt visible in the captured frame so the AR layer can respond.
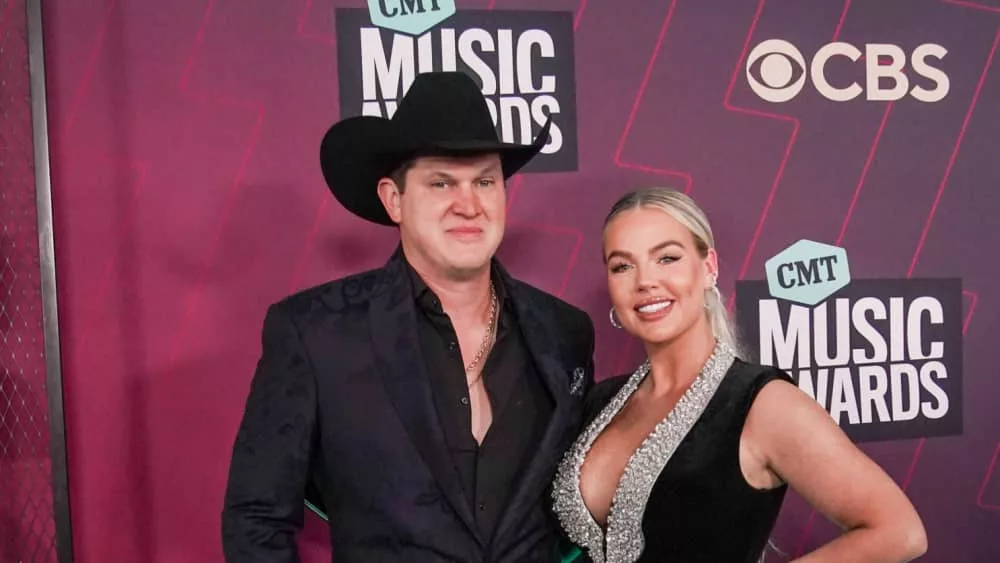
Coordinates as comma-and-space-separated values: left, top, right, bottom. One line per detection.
406, 262, 554, 543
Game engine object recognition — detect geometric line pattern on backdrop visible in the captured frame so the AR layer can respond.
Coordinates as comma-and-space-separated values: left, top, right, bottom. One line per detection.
614, 0, 694, 192
723, 0, 802, 291
831, 0, 895, 247
168, 0, 266, 366
793, 8, 1000, 556
978, 441, 1000, 511
951, 0, 1000, 520
899, 23, 1000, 495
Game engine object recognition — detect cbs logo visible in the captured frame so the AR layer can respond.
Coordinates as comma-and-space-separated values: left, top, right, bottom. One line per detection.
746, 39, 949, 103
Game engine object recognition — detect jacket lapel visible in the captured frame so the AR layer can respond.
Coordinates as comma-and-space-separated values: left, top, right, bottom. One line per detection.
491, 268, 577, 550
367, 249, 481, 543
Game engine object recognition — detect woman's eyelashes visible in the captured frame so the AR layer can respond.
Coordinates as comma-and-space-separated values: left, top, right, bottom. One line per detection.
608, 254, 682, 274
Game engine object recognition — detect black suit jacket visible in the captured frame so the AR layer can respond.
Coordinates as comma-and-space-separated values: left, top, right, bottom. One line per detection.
222, 248, 596, 562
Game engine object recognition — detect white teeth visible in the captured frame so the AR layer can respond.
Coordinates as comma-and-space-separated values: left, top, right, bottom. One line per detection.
637, 301, 672, 314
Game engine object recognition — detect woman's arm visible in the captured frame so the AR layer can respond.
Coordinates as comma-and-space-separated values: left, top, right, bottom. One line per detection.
744, 380, 927, 562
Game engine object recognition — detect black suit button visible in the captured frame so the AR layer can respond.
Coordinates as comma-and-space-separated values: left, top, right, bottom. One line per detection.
460, 396, 469, 406
479, 503, 486, 511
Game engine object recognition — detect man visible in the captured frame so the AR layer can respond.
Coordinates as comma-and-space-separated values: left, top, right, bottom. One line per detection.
221, 72, 595, 563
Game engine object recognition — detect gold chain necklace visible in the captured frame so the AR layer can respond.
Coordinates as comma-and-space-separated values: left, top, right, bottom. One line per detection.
465, 282, 498, 387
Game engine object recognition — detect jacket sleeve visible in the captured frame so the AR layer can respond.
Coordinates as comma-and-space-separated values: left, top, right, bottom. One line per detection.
221, 303, 318, 563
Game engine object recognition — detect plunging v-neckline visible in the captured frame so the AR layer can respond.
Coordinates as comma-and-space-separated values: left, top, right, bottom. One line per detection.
579, 364, 689, 532
579, 379, 686, 529
551, 342, 736, 563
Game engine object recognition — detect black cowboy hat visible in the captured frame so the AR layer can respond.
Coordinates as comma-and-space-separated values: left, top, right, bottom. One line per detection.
319, 71, 551, 226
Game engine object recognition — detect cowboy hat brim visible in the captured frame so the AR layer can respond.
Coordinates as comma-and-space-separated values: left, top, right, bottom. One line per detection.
320, 115, 552, 226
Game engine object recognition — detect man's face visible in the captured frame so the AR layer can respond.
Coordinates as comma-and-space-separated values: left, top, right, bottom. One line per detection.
378, 153, 506, 281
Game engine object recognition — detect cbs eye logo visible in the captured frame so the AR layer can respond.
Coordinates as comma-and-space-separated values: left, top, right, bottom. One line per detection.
746, 38, 950, 103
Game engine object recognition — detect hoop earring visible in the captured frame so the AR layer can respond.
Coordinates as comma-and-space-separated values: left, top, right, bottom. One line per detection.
609, 307, 623, 329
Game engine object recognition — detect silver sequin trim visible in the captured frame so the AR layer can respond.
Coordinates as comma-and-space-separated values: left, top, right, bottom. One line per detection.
552, 341, 736, 563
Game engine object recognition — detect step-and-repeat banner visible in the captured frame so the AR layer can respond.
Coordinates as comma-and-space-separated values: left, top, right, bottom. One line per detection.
44, 0, 998, 561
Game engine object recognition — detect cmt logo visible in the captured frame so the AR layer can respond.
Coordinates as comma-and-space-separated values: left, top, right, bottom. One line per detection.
746, 39, 949, 103
367, 0, 456, 35
765, 240, 850, 307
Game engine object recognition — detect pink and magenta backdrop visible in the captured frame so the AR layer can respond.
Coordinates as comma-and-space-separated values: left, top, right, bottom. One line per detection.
42, 0, 999, 561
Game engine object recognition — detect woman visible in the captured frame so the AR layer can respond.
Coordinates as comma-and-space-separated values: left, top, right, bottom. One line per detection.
551, 188, 927, 562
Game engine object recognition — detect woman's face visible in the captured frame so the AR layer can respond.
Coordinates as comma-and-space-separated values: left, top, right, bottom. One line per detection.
603, 207, 718, 348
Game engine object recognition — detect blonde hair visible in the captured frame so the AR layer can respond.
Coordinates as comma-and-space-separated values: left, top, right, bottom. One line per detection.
604, 187, 744, 357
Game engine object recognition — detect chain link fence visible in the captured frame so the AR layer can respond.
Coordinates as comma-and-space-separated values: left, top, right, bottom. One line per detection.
1, 0, 65, 560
